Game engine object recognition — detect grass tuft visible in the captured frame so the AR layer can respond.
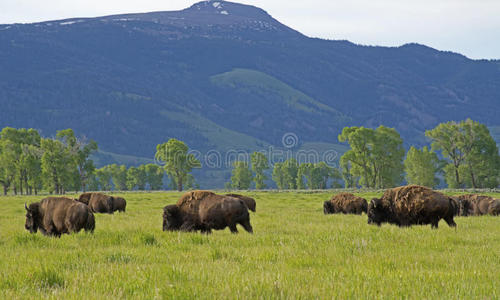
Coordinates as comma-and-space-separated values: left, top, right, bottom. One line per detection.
30, 267, 65, 290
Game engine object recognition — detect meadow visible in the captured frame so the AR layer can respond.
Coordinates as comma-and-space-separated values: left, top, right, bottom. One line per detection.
1, 190, 499, 299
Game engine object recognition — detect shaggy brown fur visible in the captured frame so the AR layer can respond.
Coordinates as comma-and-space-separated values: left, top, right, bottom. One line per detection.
324, 193, 367, 215
367, 185, 457, 228
87, 193, 114, 214
77, 192, 92, 205
112, 197, 127, 213
25, 197, 95, 237
458, 194, 500, 216
174, 190, 216, 225
164, 190, 253, 234
225, 194, 256, 212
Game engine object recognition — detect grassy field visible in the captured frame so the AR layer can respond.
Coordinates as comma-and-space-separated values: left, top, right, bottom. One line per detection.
1, 191, 499, 299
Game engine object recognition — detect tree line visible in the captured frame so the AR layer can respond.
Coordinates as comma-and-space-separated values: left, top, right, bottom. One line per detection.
1, 118, 498, 194
0, 129, 200, 195
228, 119, 500, 190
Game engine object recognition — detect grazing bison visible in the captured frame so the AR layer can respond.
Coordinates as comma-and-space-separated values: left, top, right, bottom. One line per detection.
112, 197, 127, 213
77, 192, 92, 205
323, 193, 367, 215
25, 197, 95, 237
80, 192, 114, 214
457, 194, 500, 216
367, 185, 457, 228
225, 193, 256, 212
455, 195, 474, 216
163, 190, 253, 234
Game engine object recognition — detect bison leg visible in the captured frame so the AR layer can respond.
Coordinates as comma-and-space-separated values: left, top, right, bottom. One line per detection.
240, 219, 253, 234
229, 224, 239, 234
431, 220, 439, 229
444, 216, 457, 228
201, 227, 212, 235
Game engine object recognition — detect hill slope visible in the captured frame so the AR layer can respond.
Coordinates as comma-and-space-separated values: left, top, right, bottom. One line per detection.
1, 0, 499, 187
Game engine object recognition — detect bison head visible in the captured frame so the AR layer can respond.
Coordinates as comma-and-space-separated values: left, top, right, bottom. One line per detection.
25, 202, 41, 233
323, 201, 334, 214
458, 198, 472, 216
367, 198, 387, 226
163, 205, 183, 231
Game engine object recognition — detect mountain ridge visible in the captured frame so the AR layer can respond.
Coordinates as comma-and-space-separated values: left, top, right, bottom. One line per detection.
0, 1, 499, 187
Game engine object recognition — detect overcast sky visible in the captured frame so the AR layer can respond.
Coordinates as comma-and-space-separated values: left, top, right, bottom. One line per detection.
1, 0, 499, 59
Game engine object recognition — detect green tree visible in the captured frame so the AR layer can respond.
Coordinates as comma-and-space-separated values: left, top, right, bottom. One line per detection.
41, 138, 73, 194
110, 164, 128, 191
339, 156, 356, 188
126, 165, 147, 191
145, 164, 164, 190
297, 162, 341, 189
126, 166, 139, 190
96, 166, 113, 191
426, 119, 500, 188
155, 139, 200, 191
309, 162, 336, 189
404, 146, 441, 188
458, 120, 500, 188
230, 161, 253, 190
0, 138, 17, 195
56, 129, 98, 192
282, 158, 299, 189
338, 126, 404, 188
0, 128, 42, 195
22, 144, 43, 195
426, 121, 465, 187
185, 174, 197, 190
251, 152, 269, 189
87, 172, 100, 191
296, 163, 312, 189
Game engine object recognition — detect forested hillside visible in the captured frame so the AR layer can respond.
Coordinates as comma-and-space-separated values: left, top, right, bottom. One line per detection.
1, 0, 499, 187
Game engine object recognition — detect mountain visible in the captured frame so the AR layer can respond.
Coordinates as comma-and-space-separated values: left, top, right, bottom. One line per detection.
1, 0, 499, 187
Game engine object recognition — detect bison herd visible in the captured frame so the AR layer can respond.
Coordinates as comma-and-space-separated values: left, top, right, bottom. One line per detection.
325, 185, 500, 228
24, 185, 500, 237
24, 192, 126, 237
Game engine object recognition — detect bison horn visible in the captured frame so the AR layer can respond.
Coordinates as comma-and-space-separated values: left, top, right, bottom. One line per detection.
25, 202, 28, 211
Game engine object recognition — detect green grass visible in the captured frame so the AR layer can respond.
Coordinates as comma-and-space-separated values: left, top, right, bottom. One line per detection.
1, 191, 499, 299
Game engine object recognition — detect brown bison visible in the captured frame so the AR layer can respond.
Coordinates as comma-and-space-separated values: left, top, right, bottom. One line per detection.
324, 193, 368, 215
367, 185, 457, 228
112, 197, 127, 213
457, 194, 500, 216
225, 193, 256, 212
78, 192, 114, 214
163, 190, 253, 234
25, 197, 95, 237
77, 192, 92, 205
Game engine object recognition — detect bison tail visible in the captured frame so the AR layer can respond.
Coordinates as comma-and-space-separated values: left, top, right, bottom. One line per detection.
86, 212, 95, 233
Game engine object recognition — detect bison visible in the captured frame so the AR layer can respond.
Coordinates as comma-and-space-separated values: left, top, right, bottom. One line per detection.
454, 195, 474, 216
77, 192, 92, 205
25, 197, 95, 237
367, 185, 457, 228
163, 190, 253, 234
225, 193, 256, 212
457, 194, 500, 216
112, 197, 127, 213
78, 192, 114, 214
324, 193, 368, 215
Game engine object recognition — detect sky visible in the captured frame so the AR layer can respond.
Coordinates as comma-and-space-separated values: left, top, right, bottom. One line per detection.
1, 0, 499, 60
